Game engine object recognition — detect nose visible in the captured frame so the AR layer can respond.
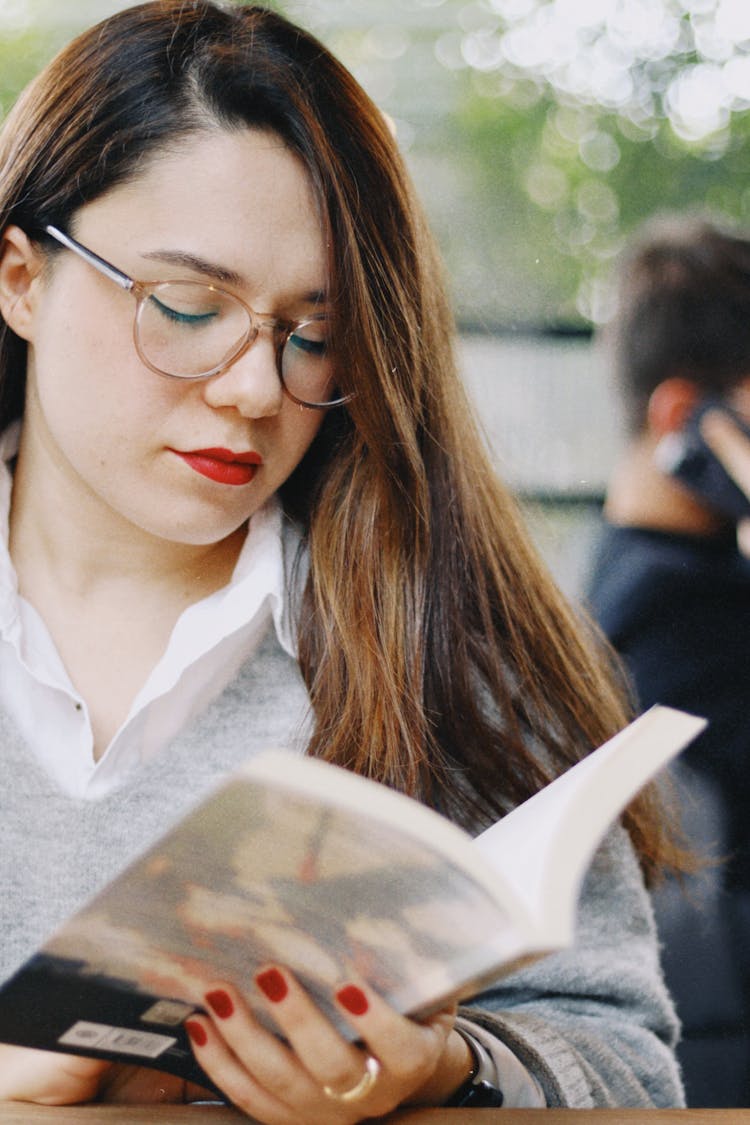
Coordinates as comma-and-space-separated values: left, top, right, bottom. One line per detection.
201, 328, 284, 418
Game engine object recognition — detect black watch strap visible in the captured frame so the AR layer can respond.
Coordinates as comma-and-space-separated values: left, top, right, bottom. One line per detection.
445, 1077, 505, 1107
444, 1029, 504, 1108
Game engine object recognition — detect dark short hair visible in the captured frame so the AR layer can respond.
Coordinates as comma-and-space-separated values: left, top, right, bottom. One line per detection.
609, 212, 750, 432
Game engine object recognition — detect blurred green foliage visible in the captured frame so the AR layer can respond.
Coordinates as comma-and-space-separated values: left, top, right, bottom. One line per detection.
0, 26, 59, 117
442, 80, 750, 327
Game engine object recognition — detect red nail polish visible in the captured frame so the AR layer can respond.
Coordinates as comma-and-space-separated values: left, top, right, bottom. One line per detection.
336, 984, 369, 1016
255, 967, 288, 1003
185, 1019, 208, 1047
205, 989, 234, 1019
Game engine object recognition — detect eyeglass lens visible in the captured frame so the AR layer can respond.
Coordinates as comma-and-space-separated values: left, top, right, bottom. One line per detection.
137, 282, 340, 408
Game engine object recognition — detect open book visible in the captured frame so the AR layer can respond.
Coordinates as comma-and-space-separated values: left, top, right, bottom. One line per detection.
0, 705, 704, 1087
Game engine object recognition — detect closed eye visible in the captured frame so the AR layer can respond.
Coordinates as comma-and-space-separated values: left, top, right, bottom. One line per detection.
149, 295, 218, 326
287, 330, 328, 357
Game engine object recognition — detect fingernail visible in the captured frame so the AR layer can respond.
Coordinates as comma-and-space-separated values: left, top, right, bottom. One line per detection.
336, 984, 369, 1016
185, 1019, 208, 1047
205, 989, 234, 1019
255, 967, 288, 1003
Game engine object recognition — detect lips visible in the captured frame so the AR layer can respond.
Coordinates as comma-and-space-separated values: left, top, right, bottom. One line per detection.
172, 447, 262, 486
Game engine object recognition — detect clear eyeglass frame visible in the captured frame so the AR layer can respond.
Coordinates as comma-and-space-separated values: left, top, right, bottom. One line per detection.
42, 224, 351, 410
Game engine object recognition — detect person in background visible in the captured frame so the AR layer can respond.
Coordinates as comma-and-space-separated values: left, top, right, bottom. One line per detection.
0, 2, 685, 1117
587, 212, 750, 1107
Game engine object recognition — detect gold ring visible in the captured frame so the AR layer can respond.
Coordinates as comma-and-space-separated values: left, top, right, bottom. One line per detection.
322, 1055, 381, 1103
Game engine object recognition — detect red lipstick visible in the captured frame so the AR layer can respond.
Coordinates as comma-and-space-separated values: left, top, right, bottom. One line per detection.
173, 447, 262, 486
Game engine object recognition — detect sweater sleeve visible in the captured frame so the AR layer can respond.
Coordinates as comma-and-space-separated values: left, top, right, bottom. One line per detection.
456, 823, 684, 1108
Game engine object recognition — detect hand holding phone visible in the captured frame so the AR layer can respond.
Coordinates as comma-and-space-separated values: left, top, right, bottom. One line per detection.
654, 397, 750, 521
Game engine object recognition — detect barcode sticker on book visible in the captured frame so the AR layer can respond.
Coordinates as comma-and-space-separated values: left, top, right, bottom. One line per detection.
58, 1020, 176, 1058
140, 999, 195, 1026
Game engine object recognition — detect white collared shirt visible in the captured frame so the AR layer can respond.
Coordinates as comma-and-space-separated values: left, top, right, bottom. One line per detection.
0, 422, 299, 800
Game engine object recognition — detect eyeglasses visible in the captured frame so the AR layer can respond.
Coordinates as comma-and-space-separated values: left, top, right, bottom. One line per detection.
43, 225, 350, 410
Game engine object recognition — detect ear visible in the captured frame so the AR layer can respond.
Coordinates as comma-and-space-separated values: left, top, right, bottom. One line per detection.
0, 224, 45, 342
646, 377, 703, 437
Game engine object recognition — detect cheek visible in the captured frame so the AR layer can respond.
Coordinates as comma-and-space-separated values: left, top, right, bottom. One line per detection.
29, 324, 170, 469
282, 408, 326, 470
32, 272, 144, 406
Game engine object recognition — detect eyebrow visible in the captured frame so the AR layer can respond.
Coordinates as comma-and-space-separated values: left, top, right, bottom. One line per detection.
141, 249, 245, 287
140, 248, 328, 305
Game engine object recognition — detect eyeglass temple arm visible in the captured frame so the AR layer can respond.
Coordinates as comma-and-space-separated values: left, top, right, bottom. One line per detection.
44, 225, 134, 292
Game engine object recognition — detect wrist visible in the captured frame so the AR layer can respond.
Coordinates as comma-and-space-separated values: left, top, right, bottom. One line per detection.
405, 1027, 475, 1106
443, 1027, 504, 1108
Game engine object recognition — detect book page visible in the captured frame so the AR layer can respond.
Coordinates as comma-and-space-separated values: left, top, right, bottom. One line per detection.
472, 705, 706, 950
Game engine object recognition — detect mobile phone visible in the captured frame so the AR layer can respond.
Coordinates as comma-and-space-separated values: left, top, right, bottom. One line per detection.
653, 397, 750, 521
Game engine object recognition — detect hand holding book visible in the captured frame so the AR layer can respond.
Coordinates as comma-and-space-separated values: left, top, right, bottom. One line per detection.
0, 705, 705, 1102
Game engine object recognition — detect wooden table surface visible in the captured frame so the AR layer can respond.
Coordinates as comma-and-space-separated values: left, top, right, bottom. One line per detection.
0, 1106, 746, 1124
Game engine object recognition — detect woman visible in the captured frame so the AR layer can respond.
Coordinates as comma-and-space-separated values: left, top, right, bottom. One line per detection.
0, 1, 683, 1117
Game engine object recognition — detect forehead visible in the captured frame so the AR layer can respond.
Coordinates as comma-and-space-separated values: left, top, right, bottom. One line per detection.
74, 128, 327, 301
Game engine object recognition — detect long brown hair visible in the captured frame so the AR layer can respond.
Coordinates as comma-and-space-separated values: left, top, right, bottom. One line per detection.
0, 0, 676, 878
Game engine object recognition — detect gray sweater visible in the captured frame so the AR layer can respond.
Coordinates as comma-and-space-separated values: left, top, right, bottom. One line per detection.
0, 627, 684, 1108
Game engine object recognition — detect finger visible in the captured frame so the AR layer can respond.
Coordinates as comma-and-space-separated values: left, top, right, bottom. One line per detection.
183, 1011, 304, 1125
250, 967, 456, 1114
700, 409, 750, 496
332, 981, 454, 1083
252, 967, 385, 1105
193, 971, 462, 1120
328, 985, 472, 1107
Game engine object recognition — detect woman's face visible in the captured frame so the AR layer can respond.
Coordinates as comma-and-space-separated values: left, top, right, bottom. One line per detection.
17, 128, 330, 547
